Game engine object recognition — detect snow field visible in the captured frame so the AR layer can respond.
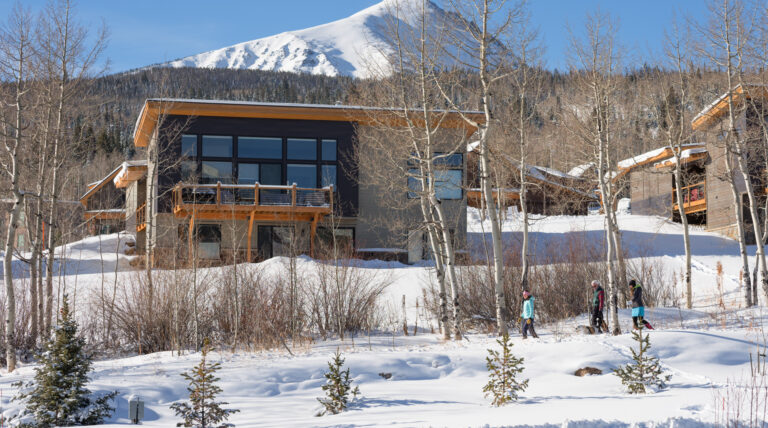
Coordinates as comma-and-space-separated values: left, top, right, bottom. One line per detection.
0, 210, 765, 426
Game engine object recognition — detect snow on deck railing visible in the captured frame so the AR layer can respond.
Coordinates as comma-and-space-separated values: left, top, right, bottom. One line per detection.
172, 182, 334, 210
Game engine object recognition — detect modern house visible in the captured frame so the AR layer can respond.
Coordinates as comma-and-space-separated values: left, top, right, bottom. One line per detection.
616, 144, 708, 223
622, 84, 768, 241
84, 99, 479, 265
466, 144, 597, 215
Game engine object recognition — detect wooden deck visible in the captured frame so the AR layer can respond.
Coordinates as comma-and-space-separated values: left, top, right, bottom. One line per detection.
672, 181, 706, 214
172, 182, 334, 259
136, 202, 147, 232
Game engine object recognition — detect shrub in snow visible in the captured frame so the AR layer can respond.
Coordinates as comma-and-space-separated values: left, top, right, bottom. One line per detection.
316, 350, 360, 416
170, 339, 239, 427
613, 329, 671, 394
12, 294, 117, 427
483, 334, 528, 406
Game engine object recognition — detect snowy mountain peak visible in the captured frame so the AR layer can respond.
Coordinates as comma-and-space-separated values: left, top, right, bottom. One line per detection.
162, 0, 451, 78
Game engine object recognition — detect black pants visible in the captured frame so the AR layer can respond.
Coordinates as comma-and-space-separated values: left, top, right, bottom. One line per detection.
632, 316, 652, 329
591, 309, 604, 332
522, 318, 538, 338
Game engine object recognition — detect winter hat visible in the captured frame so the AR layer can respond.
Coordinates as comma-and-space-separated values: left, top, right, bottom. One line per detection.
522, 290, 531, 298
591, 280, 600, 287
628, 279, 637, 287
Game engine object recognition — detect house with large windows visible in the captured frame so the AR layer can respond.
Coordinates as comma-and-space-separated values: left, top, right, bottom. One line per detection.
620, 84, 768, 242
84, 98, 479, 265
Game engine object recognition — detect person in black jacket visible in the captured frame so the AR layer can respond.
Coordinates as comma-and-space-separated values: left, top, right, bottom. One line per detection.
629, 279, 653, 330
590, 280, 606, 333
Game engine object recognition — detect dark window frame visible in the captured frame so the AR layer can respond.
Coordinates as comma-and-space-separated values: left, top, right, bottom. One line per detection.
180, 134, 340, 190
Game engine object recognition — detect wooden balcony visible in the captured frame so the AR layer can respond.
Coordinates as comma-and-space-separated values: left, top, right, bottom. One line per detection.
172, 182, 334, 259
672, 181, 706, 214
136, 202, 147, 232
172, 182, 333, 221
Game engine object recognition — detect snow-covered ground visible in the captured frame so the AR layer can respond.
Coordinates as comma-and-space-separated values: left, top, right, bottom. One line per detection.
0, 209, 764, 427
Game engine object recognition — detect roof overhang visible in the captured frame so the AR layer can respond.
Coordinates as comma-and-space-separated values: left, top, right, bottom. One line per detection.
132, 99, 484, 147
692, 84, 768, 131
113, 161, 148, 189
615, 144, 707, 181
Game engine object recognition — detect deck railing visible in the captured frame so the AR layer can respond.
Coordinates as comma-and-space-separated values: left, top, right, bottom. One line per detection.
672, 181, 706, 213
171, 182, 334, 213
136, 202, 147, 231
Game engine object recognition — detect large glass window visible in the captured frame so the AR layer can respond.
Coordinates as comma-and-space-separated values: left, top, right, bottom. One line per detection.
238, 163, 259, 184
287, 138, 317, 160
434, 169, 462, 200
434, 153, 463, 167
407, 168, 462, 200
181, 160, 197, 181
201, 161, 233, 184
196, 224, 221, 260
202, 135, 233, 157
407, 169, 422, 199
239, 137, 282, 159
182, 134, 197, 157
287, 164, 317, 188
321, 165, 337, 188
260, 163, 282, 185
322, 139, 337, 161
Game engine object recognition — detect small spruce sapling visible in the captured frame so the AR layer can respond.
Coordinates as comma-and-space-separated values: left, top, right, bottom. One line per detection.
170, 339, 240, 427
12, 294, 117, 426
483, 334, 528, 406
613, 329, 671, 394
317, 350, 360, 416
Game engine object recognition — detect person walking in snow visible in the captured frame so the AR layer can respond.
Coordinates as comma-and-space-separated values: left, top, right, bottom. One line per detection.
630, 279, 653, 330
590, 280, 606, 333
521, 290, 538, 339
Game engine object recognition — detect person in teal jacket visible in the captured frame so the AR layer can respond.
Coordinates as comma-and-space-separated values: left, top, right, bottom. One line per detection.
521, 290, 538, 339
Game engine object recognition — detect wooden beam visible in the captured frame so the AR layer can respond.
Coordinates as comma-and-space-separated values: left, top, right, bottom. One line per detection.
247, 211, 255, 262
134, 100, 484, 147
188, 213, 195, 264
310, 213, 320, 258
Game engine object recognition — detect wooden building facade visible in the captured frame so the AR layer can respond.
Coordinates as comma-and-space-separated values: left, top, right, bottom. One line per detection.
86, 99, 479, 266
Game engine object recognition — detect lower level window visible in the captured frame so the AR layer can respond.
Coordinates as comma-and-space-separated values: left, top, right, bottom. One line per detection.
196, 224, 221, 259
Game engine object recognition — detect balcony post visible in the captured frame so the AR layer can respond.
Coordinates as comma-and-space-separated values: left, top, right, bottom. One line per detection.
291, 183, 297, 207
247, 211, 255, 262
254, 183, 259, 206
216, 182, 221, 205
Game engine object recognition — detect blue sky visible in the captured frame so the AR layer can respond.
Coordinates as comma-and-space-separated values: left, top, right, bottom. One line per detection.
0, 0, 708, 74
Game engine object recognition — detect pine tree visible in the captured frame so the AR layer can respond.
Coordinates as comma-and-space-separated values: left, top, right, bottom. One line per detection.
483, 334, 528, 406
12, 294, 117, 427
317, 350, 360, 416
170, 339, 239, 428
613, 329, 671, 394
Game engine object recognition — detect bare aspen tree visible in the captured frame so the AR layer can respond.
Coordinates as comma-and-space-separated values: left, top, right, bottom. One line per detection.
697, 0, 759, 306
505, 15, 543, 291
37, 0, 107, 333
434, 0, 534, 335
568, 12, 623, 334
0, 3, 35, 372
659, 20, 696, 309
362, 0, 470, 340
744, 4, 768, 301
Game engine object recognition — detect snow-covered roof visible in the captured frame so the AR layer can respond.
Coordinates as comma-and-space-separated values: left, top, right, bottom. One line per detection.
505, 158, 596, 199
84, 208, 126, 214
567, 163, 594, 178
112, 160, 148, 186
617, 143, 705, 170
692, 84, 768, 130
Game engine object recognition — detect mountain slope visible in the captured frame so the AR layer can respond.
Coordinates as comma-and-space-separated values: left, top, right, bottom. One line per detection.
163, 0, 456, 78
